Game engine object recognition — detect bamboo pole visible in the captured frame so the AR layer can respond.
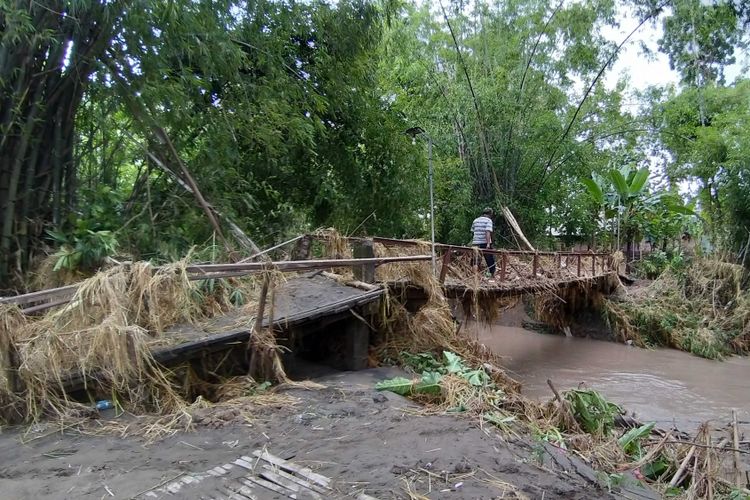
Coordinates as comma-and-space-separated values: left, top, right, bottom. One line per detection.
185, 255, 431, 274
0, 284, 79, 305
6, 255, 430, 315
358, 235, 610, 258
501, 206, 535, 251
705, 433, 714, 500
238, 235, 305, 263
669, 444, 697, 488
439, 251, 452, 284
248, 274, 270, 379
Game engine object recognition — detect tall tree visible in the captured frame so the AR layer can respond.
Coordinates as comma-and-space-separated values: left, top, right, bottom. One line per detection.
0, 0, 121, 284
379, 0, 643, 245
1, 0, 426, 286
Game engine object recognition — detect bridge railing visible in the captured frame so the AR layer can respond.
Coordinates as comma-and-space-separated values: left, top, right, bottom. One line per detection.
1, 254, 432, 314
340, 236, 614, 285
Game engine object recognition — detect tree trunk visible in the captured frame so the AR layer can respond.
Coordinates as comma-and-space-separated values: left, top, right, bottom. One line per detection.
0, 1, 117, 287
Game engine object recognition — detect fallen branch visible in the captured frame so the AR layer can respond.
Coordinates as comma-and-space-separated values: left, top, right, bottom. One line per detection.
669, 444, 697, 488
239, 235, 305, 263
546, 378, 563, 403
546, 378, 583, 433
647, 439, 749, 455
153, 125, 231, 253
320, 271, 380, 291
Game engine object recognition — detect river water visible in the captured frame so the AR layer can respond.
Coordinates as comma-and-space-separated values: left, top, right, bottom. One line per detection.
471, 323, 750, 430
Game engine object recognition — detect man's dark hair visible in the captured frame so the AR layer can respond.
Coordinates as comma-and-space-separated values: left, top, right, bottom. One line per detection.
482, 207, 494, 215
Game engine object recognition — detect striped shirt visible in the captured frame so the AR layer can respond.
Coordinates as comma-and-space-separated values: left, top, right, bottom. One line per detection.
471, 216, 493, 245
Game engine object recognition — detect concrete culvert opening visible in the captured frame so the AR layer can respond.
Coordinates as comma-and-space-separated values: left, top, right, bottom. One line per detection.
280, 315, 371, 380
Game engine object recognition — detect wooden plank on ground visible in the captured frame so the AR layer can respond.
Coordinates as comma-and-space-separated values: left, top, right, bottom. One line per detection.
232, 457, 256, 471
258, 470, 306, 495
249, 451, 332, 488
241, 477, 296, 499
260, 465, 327, 495
224, 484, 258, 500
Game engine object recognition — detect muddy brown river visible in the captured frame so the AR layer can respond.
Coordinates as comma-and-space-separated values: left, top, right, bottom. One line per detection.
472, 323, 750, 430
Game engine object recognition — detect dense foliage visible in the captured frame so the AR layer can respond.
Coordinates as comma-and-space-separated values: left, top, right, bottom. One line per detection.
1, 0, 749, 288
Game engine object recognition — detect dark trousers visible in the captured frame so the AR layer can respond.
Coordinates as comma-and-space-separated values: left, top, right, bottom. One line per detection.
473, 243, 496, 275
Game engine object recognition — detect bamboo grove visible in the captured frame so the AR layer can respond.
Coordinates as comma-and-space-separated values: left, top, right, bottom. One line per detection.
1, 0, 749, 289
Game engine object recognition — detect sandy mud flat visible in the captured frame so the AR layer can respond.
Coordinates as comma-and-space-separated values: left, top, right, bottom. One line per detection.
0, 368, 660, 500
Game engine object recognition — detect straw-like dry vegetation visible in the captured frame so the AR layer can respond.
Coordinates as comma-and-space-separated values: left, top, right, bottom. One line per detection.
376, 345, 750, 498
605, 258, 750, 359
4, 231, 748, 497
0, 259, 277, 435
1, 230, 516, 435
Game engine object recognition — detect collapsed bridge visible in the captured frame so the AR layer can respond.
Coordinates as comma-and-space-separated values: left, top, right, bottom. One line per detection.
0, 233, 618, 420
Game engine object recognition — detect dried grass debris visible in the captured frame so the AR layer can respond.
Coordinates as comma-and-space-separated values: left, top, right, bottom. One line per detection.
605, 257, 750, 358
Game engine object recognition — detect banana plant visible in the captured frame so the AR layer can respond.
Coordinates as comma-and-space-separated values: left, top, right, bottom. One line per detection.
609, 166, 650, 204
609, 166, 650, 250
581, 172, 611, 248
582, 166, 696, 260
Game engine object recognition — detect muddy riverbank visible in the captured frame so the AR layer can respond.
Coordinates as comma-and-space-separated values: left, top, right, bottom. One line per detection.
0, 367, 659, 500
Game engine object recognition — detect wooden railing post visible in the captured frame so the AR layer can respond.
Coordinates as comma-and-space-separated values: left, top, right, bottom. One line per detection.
499, 253, 507, 282
577, 254, 581, 276
532, 253, 538, 277
591, 255, 596, 275
353, 239, 375, 283
439, 250, 452, 284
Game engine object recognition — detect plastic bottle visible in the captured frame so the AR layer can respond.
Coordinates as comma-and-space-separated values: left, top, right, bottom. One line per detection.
95, 400, 114, 411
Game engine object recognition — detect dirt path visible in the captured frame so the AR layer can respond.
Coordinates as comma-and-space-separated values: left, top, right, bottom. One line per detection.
0, 368, 658, 499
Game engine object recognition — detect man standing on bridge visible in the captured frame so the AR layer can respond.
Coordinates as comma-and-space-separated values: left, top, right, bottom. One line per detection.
471, 207, 496, 278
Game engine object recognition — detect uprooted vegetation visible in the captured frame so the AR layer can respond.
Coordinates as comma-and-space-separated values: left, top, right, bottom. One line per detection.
0, 231, 516, 440
605, 258, 750, 359
375, 349, 750, 498
0, 260, 276, 439
5, 231, 747, 497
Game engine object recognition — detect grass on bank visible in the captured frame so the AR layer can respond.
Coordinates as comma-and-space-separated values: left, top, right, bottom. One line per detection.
605, 257, 750, 359
377, 349, 750, 499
